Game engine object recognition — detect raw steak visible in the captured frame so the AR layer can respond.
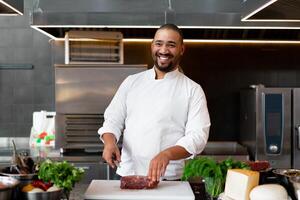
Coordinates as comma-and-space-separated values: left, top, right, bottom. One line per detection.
120, 175, 159, 189
247, 160, 270, 171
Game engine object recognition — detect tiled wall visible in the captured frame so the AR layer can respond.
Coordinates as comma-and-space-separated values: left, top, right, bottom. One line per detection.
0, 0, 54, 137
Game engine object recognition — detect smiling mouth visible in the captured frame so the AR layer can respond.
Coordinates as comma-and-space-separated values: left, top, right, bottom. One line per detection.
156, 54, 172, 63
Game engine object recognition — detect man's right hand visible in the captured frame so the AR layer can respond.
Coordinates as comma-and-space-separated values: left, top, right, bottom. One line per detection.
101, 133, 121, 168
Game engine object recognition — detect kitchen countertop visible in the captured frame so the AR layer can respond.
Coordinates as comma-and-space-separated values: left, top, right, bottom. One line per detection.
0, 137, 105, 164
0, 138, 249, 163
69, 183, 90, 200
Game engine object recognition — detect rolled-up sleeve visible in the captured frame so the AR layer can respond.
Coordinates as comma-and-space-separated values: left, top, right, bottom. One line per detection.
98, 76, 131, 143
175, 86, 211, 155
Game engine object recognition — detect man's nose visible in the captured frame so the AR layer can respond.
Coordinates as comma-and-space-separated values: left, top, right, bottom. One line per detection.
159, 44, 169, 54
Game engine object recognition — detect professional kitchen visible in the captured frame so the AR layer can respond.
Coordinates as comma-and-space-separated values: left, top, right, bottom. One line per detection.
1, 0, 300, 200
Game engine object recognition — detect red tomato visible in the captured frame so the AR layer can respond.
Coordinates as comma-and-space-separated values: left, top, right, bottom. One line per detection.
32, 180, 53, 191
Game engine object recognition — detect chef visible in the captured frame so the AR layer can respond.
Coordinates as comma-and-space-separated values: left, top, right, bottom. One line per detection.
98, 23, 211, 181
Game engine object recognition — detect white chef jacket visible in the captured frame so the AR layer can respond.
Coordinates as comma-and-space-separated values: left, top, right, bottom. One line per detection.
98, 67, 210, 180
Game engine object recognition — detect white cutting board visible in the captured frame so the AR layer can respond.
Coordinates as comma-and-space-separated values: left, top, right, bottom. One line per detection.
84, 180, 195, 200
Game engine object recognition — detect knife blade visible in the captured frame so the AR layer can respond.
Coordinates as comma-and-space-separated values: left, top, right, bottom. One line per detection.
113, 159, 121, 168
112, 154, 121, 168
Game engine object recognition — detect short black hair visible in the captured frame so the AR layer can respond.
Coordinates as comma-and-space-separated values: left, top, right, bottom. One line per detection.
156, 23, 184, 44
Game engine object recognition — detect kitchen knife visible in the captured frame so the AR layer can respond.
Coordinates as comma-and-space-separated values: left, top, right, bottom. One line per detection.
112, 154, 121, 168
113, 159, 121, 168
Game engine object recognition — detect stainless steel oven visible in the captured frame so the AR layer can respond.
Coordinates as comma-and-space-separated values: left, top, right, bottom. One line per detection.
240, 84, 300, 169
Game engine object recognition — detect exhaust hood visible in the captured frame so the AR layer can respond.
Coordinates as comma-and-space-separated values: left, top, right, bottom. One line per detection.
0, 0, 23, 15
30, 0, 300, 41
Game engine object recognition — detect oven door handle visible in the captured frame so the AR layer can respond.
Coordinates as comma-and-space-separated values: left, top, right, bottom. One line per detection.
297, 126, 300, 149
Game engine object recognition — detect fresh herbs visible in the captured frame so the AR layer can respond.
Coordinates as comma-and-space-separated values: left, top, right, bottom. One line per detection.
37, 159, 84, 200
181, 157, 249, 197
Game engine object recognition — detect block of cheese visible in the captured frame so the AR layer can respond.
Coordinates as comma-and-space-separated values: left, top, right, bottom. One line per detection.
224, 169, 259, 200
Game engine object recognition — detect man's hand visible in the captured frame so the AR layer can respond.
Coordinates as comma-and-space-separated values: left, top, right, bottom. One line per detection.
147, 146, 192, 182
101, 133, 121, 168
148, 151, 170, 182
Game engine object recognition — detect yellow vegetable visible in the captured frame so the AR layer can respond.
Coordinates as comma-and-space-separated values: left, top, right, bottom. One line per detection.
22, 184, 35, 192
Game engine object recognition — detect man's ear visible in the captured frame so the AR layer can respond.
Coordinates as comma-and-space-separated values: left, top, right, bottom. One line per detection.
181, 44, 185, 55
151, 40, 154, 50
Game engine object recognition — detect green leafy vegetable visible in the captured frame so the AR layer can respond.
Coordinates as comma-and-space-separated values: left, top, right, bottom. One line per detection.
182, 157, 250, 198
37, 159, 85, 200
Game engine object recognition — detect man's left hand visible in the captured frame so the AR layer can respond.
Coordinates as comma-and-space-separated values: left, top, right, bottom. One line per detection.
147, 145, 192, 182
147, 151, 170, 182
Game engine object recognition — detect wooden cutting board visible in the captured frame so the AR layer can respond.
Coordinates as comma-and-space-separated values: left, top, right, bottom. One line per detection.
84, 180, 195, 200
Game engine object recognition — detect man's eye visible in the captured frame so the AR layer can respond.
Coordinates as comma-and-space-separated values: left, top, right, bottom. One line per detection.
167, 44, 176, 48
155, 43, 162, 46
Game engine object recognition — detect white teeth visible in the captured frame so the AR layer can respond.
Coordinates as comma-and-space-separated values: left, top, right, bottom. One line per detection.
159, 56, 168, 60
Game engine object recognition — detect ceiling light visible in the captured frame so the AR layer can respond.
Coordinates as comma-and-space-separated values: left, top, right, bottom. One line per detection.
242, 0, 277, 21
0, 0, 23, 15
123, 38, 300, 44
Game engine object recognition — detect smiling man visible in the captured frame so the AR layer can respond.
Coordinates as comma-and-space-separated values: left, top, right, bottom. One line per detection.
151, 25, 184, 77
99, 24, 211, 182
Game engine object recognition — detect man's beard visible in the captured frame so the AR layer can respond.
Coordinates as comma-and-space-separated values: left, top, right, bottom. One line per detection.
153, 53, 177, 73
154, 60, 176, 73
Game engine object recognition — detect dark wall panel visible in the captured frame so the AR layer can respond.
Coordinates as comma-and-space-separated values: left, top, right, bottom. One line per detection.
124, 42, 300, 141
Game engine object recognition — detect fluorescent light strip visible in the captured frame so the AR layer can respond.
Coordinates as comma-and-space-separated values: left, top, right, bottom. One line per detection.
180, 26, 300, 30
31, 25, 160, 29
0, 0, 23, 15
56, 38, 120, 42
31, 26, 57, 40
53, 38, 300, 44
0, 13, 18, 16
242, 0, 277, 21
243, 19, 300, 22
123, 38, 300, 44
32, 25, 300, 30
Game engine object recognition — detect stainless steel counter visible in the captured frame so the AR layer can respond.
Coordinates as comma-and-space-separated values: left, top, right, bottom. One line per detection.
0, 138, 249, 163
0, 137, 105, 162
199, 141, 249, 161
69, 183, 90, 200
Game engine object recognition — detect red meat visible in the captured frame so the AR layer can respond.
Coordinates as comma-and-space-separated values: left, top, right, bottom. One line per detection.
247, 160, 270, 171
120, 175, 159, 189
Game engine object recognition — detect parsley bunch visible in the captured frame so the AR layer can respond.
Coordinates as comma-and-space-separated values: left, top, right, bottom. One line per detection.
38, 159, 84, 200
181, 157, 249, 197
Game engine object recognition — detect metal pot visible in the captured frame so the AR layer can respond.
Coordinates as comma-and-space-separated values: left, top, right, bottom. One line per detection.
0, 166, 38, 187
0, 176, 20, 200
0, 172, 37, 185
0, 169, 37, 199
289, 176, 300, 200
21, 189, 63, 200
